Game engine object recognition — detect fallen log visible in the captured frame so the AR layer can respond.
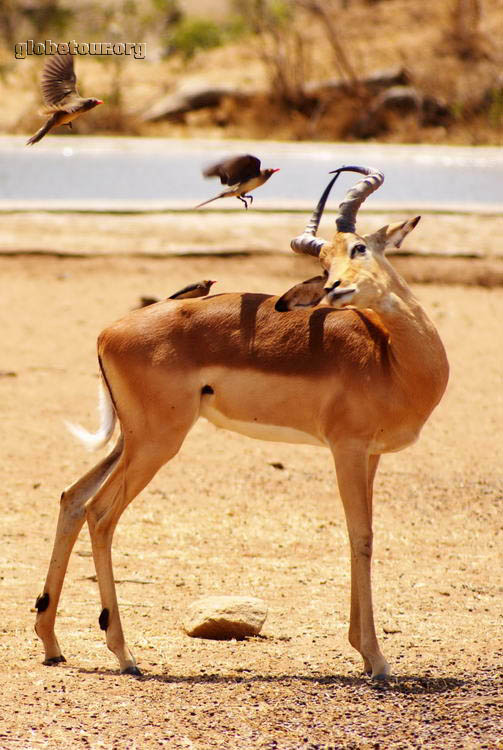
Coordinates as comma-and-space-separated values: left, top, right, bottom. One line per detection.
142, 82, 253, 121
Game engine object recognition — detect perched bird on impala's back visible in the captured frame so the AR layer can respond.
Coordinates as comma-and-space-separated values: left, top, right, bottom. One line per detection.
195, 154, 279, 209
168, 279, 216, 299
136, 281, 216, 308
26, 53, 103, 145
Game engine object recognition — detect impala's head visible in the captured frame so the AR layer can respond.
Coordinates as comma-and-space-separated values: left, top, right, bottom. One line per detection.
276, 166, 420, 312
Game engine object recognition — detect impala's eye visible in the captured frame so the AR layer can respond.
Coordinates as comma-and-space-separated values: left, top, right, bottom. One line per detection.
350, 243, 367, 259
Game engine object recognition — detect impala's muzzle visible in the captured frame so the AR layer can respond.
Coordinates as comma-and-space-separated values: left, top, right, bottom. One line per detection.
324, 280, 341, 294
323, 281, 357, 306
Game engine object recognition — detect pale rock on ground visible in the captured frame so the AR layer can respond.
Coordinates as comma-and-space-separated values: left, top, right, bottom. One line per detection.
183, 595, 268, 640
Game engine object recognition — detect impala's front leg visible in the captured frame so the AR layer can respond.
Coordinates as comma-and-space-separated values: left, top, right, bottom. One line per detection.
35, 439, 123, 665
332, 444, 389, 679
348, 453, 381, 674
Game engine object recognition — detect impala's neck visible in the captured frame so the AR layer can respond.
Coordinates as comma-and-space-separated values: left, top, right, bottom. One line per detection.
368, 272, 449, 410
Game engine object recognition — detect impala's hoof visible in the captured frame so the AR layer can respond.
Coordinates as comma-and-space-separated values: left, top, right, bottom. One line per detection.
371, 671, 390, 682
121, 665, 142, 676
371, 663, 391, 681
43, 655, 66, 666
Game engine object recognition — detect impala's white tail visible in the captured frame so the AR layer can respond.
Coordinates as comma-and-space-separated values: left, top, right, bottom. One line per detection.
65, 379, 117, 451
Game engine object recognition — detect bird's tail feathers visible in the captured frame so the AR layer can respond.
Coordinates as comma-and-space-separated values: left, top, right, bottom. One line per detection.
194, 194, 223, 209
65, 378, 117, 451
26, 121, 52, 146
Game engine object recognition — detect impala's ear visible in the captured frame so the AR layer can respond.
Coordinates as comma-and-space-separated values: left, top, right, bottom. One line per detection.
275, 273, 328, 312
366, 216, 421, 254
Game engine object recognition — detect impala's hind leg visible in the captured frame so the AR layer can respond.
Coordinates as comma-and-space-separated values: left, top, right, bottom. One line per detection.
35, 437, 123, 665
86, 417, 196, 674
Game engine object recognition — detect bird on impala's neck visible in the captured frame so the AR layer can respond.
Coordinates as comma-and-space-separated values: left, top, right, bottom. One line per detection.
26, 53, 103, 145
195, 154, 280, 209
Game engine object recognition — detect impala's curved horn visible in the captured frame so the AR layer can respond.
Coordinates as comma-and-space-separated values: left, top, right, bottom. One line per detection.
290, 172, 341, 257
329, 165, 384, 234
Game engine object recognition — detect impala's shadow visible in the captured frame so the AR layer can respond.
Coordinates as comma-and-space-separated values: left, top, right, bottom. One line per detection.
75, 666, 465, 695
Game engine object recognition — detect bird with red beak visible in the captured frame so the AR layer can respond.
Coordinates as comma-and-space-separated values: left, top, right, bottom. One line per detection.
195, 154, 280, 209
27, 53, 103, 145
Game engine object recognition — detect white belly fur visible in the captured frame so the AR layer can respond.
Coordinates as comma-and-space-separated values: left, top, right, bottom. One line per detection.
200, 402, 325, 447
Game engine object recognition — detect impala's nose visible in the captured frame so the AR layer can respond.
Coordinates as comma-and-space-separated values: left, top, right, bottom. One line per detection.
323, 282, 358, 305
323, 280, 341, 294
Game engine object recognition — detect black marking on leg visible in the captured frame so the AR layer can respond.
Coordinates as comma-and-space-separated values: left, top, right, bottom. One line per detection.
99, 607, 110, 631
35, 592, 50, 612
43, 655, 66, 666
201, 384, 214, 395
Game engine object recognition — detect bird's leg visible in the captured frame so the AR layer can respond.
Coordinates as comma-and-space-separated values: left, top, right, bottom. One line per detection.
237, 195, 249, 209
245, 194, 254, 206
68, 122, 73, 129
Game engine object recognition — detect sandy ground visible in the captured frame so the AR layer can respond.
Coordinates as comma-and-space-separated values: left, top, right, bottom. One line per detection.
0, 213, 502, 748
2, 210, 503, 259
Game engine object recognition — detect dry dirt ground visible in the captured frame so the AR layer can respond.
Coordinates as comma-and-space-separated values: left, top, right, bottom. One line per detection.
0, 213, 502, 749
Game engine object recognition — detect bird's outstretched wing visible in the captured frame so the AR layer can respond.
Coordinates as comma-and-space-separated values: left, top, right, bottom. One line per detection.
203, 154, 261, 185
41, 54, 78, 107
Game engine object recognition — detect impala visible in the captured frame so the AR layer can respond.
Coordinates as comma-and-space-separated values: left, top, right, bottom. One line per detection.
35, 166, 449, 679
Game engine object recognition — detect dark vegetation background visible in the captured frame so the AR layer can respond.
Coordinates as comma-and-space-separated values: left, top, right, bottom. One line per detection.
0, 0, 501, 144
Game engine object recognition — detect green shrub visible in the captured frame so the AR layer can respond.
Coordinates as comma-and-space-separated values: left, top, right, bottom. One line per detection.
168, 18, 225, 60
